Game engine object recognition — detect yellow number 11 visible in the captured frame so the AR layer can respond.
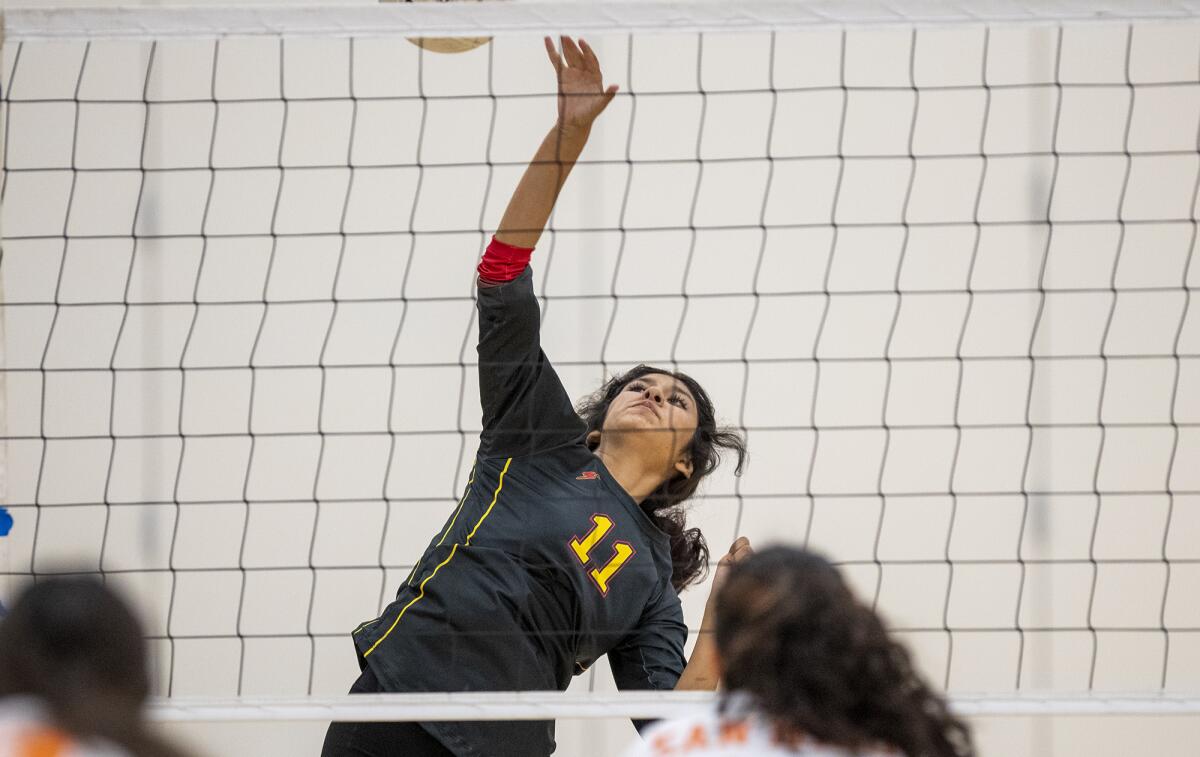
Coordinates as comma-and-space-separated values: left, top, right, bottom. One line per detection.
569, 514, 636, 596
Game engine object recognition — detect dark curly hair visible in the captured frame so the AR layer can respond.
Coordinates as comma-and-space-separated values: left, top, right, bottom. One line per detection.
576, 364, 746, 592
0, 577, 193, 757
715, 547, 975, 757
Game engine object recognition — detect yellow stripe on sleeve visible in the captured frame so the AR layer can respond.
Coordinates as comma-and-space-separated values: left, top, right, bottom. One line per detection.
356, 465, 478, 636
407, 465, 477, 587
362, 458, 511, 658
464, 458, 510, 545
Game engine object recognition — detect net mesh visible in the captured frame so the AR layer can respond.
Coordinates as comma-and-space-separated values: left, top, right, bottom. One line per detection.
1, 10, 1199, 709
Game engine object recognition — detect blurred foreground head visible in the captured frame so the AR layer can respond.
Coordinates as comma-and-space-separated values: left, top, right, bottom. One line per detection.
0, 577, 189, 757
715, 547, 975, 757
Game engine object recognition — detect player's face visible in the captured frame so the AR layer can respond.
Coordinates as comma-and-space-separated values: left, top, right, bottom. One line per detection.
604, 373, 700, 457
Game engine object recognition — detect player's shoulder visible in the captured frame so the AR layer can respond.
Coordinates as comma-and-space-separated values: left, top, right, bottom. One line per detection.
474, 436, 591, 472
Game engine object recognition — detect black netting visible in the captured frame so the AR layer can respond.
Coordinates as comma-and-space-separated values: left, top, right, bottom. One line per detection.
0, 24, 1197, 700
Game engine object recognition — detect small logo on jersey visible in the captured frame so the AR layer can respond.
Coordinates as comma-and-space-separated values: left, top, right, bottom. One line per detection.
576, 471, 600, 481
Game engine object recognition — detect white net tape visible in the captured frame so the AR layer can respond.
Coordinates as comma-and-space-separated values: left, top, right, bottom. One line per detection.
6, 1, 1200, 41
145, 691, 1200, 723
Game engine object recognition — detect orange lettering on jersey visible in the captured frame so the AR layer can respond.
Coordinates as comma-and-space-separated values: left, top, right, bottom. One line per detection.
569, 514, 614, 564
683, 724, 710, 751
650, 731, 676, 755
719, 719, 750, 744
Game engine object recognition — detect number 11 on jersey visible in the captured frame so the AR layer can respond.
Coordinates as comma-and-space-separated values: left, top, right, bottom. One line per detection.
569, 514, 636, 596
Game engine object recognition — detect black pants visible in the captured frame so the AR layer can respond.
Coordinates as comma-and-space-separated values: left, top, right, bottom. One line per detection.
320, 667, 456, 757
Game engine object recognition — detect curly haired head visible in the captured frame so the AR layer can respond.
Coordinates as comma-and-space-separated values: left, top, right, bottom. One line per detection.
576, 364, 746, 591
0, 577, 192, 757
715, 547, 975, 757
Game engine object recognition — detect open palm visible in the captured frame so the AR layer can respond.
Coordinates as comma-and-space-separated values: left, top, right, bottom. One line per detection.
545, 36, 619, 129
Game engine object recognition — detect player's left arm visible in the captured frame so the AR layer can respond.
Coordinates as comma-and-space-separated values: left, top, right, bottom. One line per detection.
607, 586, 687, 735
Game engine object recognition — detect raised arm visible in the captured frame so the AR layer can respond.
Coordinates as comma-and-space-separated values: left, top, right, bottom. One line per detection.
491, 36, 618, 252
474, 37, 618, 458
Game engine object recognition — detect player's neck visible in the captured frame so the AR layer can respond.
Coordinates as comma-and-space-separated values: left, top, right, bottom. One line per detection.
593, 443, 672, 505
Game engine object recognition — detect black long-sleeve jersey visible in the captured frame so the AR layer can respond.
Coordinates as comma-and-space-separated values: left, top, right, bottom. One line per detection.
351, 267, 687, 756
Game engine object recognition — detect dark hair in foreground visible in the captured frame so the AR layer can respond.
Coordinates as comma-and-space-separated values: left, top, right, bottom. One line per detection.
716, 547, 975, 757
0, 577, 191, 757
577, 364, 747, 592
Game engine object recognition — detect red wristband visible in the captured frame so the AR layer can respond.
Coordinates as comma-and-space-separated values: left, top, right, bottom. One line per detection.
478, 236, 534, 283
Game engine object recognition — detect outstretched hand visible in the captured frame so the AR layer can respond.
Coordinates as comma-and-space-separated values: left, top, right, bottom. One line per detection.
544, 36, 619, 130
694, 535, 753, 643
710, 536, 754, 601
676, 536, 755, 691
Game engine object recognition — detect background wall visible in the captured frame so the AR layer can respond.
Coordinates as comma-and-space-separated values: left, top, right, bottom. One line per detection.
2, 11, 1198, 755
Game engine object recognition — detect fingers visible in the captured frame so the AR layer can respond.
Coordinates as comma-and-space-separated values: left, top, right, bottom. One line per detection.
603, 83, 619, 104
578, 37, 601, 72
720, 536, 753, 566
560, 35, 586, 69
543, 36, 563, 75
548, 36, 603, 74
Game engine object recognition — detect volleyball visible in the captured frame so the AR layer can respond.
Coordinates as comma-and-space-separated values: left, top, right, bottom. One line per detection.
409, 36, 491, 54
391, 0, 492, 54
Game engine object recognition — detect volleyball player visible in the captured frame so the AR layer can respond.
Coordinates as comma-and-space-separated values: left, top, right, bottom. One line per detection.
0, 578, 192, 757
627, 547, 975, 757
320, 36, 751, 757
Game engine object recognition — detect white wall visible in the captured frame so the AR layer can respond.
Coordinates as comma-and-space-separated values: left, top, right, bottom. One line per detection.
2, 18, 1199, 756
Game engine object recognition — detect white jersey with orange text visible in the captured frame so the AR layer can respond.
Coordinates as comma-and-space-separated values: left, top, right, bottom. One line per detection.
624, 706, 893, 757
0, 699, 129, 757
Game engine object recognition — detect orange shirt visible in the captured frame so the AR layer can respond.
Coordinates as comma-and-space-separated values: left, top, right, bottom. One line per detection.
15, 727, 72, 757
0, 700, 129, 757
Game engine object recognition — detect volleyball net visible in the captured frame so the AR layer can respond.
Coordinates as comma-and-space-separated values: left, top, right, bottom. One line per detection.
2, 0, 1199, 741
